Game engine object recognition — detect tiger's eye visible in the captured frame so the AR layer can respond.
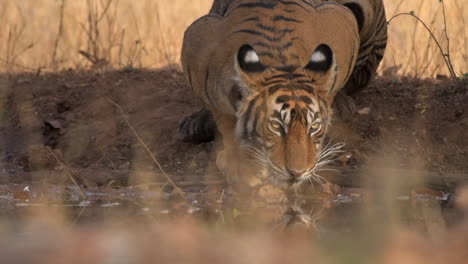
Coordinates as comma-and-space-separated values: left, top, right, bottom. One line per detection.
310, 122, 320, 130
272, 122, 282, 130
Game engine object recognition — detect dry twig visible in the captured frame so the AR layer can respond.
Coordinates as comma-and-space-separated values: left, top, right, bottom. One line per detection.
388, 6, 457, 80
107, 98, 187, 201
45, 147, 86, 200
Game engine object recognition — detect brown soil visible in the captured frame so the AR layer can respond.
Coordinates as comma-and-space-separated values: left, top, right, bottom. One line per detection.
0, 68, 466, 191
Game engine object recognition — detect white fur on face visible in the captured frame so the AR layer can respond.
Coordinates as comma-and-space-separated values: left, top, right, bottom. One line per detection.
244, 50, 260, 63
310, 50, 326, 63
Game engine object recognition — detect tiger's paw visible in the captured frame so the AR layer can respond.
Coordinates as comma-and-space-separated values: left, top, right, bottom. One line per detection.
178, 108, 216, 143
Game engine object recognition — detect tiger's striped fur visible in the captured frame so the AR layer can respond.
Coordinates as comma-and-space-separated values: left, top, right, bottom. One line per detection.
209, 0, 387, 94
338, 0, 387, 94
181, 0, 386, 190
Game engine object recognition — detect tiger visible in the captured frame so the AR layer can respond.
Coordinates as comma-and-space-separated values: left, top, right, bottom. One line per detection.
180, 0, 387, 190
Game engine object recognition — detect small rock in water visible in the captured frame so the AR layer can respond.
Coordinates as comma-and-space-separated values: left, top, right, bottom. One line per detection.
78, 200, 91, 207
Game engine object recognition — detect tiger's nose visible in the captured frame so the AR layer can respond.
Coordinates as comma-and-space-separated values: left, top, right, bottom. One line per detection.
288, 169, 306, 178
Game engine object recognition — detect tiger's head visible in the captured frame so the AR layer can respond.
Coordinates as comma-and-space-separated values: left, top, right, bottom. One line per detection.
229, 4, 360, 188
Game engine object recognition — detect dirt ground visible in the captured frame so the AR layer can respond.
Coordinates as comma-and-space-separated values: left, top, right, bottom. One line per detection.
0, 68, 467, 192
0, 68, 467, 262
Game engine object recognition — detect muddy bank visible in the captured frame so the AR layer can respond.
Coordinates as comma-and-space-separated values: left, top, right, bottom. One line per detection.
0, 69, 466, 191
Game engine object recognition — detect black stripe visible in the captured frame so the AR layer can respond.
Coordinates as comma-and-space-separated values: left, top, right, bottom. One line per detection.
305, 104, 315, 113
243, 97, 257, 138
253, 41, 271, 48
373, 43, 387, 51
256, 23, 278, 33
252, 27, 295, 36
236, 3, 277, 9
274, 65, 299, 72
356, 55, 367, 66
241, 16, 259, 23
253, 41, 292, 52
278, 52, 288, 65
298, 0, 314, 8
376, 13, 386, 29
317, 96, 328, 118
292, 86, 314, 93
290, 108, 297, 120
244, 91, 267, 140
257, 52, 275, 58
187, 66, 193, 88
299, 96, 313, 104
344, 41, 356, 83
262, 79, 285, 86
272, 15, 302, 23
276, 95, 292, 104
268, 84, 288, 95
233, 29, 287, 42
360, 41, 374, 53
265, 73, 307, 82
375, 4, 385, 28
251, 110, 259, 139
270, 84, 315, 95
253, 99, 267, 139
330, 65, 338, 93
235, 29, 263, 37
374, 38, 388, 46
229, 84, 243, 111
299, 108, 309, 121
295, 79, 314, 84
272, 110, 282, 120
314, 2, 342, 9
277, 42, 293, 51
279, 28, 295, 34
204, 70, 212, 104
278, 0, 307, 10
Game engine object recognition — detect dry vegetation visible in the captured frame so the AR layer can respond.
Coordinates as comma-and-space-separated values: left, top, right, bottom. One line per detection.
0, 0, 466, 76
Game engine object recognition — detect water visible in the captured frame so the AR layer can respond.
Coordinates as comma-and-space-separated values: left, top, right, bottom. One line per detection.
0, 181, 457, 235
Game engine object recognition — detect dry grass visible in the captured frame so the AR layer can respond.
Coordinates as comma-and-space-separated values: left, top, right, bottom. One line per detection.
0, 0, 466, 76
0, 0, 211, 72
384, 0, 467, 78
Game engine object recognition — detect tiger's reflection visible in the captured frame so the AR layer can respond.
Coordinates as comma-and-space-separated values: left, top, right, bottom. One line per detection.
272, 195, 332, 233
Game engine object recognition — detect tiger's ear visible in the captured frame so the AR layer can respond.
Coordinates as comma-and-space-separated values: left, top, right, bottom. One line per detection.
237, 45, 266, 73
234, 44, 267, 92
305, 44, 334, 72
308, 3, 360, 96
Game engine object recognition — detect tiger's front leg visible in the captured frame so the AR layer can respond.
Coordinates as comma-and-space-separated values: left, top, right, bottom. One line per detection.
214, 113, 260, 194
214, 113, 242, 185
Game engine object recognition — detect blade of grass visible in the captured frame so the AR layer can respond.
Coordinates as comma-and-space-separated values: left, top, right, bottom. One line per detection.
107, 98, 187, 201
